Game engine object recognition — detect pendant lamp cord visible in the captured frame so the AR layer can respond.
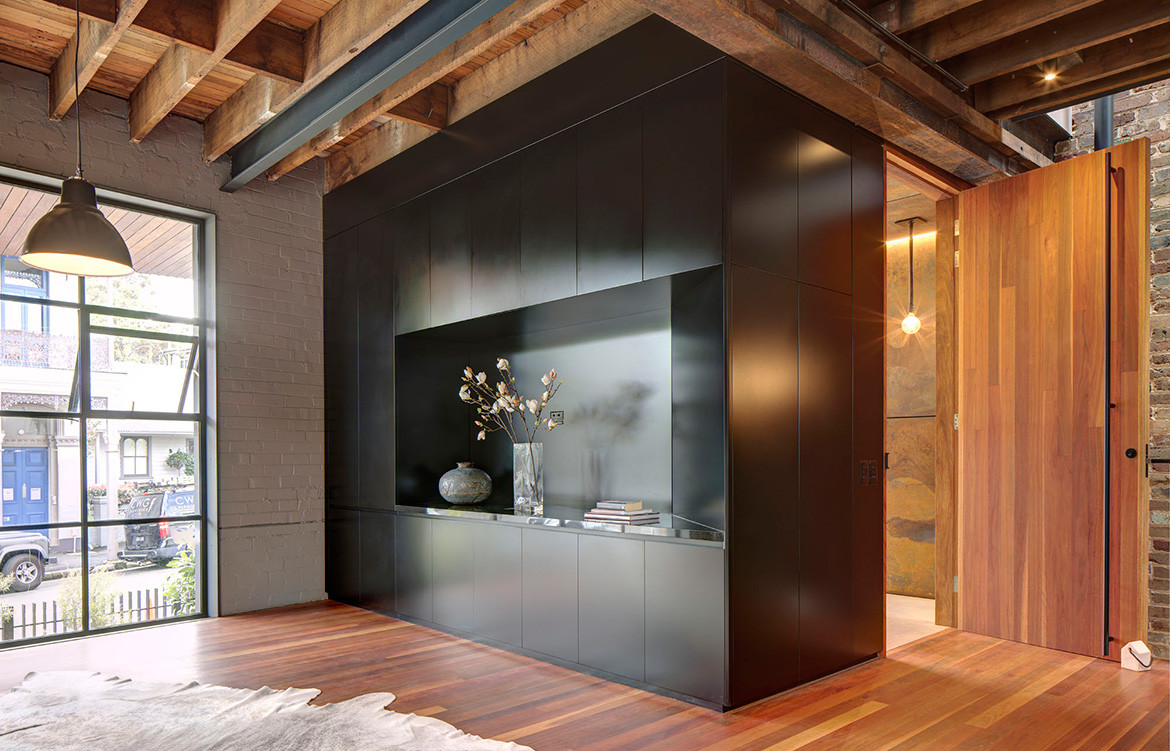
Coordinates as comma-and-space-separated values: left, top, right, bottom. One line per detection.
907, 218, 915, 312
74, 0, 83, 179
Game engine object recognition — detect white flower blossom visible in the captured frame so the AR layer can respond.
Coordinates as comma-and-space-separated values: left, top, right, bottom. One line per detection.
476, 371, 487, 384
527, 399, 538, 414
497, 358, 509, 370
477, 430, 486, 441
458, 385, 471, 401
541, 374, 551, 386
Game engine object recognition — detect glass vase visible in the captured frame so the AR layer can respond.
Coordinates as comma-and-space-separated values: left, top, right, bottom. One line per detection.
513, 441, 544, 517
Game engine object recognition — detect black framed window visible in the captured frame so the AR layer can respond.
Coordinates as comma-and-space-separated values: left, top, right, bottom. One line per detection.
0, 176, 210, 647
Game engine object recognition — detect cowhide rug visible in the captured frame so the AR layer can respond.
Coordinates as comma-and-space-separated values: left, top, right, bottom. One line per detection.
0, 671, 533, 750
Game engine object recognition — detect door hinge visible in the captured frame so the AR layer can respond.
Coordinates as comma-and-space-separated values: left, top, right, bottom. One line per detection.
953, 576, 959, 593
954, 250, 959, 268
953, 219, 960, 237
953, 414, 959, 430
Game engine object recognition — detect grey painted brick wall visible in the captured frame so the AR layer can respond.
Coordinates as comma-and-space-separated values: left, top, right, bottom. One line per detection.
0, 61, 325, 615
1056, 80, 1170, 659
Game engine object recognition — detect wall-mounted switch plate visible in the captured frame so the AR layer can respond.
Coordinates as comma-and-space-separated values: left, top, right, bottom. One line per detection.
550, 410, 564, 425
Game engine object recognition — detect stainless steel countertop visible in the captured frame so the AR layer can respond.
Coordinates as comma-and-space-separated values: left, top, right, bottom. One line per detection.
392, 500, 724, 544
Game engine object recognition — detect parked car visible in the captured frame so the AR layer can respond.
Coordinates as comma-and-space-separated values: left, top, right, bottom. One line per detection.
0, 530, 52, 591
119, 488, 197, 566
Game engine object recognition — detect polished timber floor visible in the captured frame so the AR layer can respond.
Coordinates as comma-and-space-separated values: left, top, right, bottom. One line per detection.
0, 601, 1166, 750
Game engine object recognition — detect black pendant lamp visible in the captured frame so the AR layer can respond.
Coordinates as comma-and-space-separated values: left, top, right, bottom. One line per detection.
895, 216, 926, 335
21, 0, 133, 277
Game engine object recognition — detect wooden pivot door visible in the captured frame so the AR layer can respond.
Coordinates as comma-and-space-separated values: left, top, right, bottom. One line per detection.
957, 139, 1149, 658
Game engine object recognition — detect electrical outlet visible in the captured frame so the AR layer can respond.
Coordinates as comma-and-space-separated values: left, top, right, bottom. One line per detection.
550, 410, 564, 425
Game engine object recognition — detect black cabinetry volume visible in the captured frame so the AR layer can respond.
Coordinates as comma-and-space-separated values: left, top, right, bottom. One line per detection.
324, 18, 886, 712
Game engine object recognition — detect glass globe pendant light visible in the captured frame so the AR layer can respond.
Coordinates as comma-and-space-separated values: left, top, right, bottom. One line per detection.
895, 217, 924, 335
20, 0, 133, 277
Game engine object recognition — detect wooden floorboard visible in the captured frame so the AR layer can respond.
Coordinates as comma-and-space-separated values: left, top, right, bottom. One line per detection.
0, 601, 1165, 750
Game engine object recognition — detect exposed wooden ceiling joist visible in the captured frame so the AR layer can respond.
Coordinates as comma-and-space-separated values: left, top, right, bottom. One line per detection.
322, 0, 651, 190
629, 0, 1046, 185
863, 0, 982, 36
943, 0, 1170, 86
903, 0, 1103, 63
975, 23, 1170, 119
31, 0, 305, 83
200, 0, 431, 162
48, 0, 149, 119
266, 0, 581, 180
128, 0, 284, 142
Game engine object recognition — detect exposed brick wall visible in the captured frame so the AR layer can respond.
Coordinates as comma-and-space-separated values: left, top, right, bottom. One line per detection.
0, 62, 325, 615
1056, 81, 1170, 659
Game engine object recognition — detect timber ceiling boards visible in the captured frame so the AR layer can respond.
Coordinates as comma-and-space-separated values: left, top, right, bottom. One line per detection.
0, 0, 1165, 191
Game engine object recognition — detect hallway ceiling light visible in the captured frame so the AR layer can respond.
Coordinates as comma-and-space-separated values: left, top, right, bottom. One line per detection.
20, 0, 132, 277
894, 216, 926, 335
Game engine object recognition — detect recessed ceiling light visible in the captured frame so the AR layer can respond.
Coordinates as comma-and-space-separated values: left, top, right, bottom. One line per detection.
1043, 72, 1057, 82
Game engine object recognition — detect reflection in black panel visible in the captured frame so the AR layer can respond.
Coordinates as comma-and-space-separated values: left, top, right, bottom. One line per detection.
671, 268, 726, 529
473, 524, 522, 646
324, 228, 360, 507
521, 131, 577, 306
393, 202, 430, 334
797, 126, 853, 294
472, 156, 521, 316
325, 505, 360, 604
577, 100, 642, 293
579, 535, 645, 681
359, 213, 395, 511
430, 180, 473, 326
727, 63, 798, 278
432, 518, 475, 632
643, 62, 723, 279
851, 132, 886, 660
798, 283, 854, 682
395, 514, 432, 621
522, 528, 579, 662
727, 265, 800, 705
359, 509, 395, 614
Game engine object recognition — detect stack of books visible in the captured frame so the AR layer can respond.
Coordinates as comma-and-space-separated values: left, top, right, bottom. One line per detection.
583, 500, 660, 526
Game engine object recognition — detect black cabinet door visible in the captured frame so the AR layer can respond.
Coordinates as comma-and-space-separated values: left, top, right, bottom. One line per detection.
325, 505, 360, 605
645, 541, 725, 704
392, 202, 430, 334
643, 63, 723, 279
577, 100, 642, 293
432, 518, 475, 632
521, 528, 579, 662
797, 103, 853, 295
726, 63, 798, 279
358, 212, 396, 510
579, 535, 645, 682
395, 514, 433, 621
521, 130, 577, 306
473, 524, 522, 646
359, 510, 395, 614
324, 228, 360, 508
727, 265, 800, 706
430, 179, 473, 326
797, 283, 855, 682
471, 156, 521, 316
851, 132, 886, 660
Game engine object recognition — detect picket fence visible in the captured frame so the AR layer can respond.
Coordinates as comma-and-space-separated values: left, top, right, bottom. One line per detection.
2, 587, 180, 641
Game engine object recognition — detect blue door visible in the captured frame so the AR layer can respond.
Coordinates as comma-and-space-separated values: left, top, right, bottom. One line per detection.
2, 448, 50, 531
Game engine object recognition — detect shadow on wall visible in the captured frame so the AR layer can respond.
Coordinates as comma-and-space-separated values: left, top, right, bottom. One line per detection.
577, 381, 654, 503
